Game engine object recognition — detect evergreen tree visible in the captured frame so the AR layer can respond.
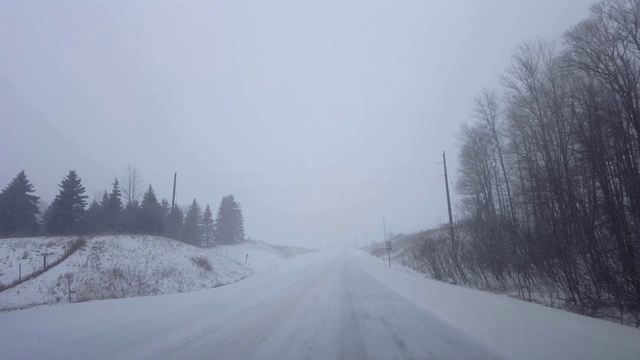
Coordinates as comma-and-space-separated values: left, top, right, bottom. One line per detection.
99, 190, 109, 228
81, 199, 102, 235
100, 191, 108, 205
0, 171, 40, 237
44, 170, 88, 235
202, 204, 214, 247
104, 178, 122, 232
214, 194, 245, 245
165, 204, 184, 240
121, 200, 140, 234
160, 199, 170, 218
182, 198, 202, 246
139, 185, 164, 235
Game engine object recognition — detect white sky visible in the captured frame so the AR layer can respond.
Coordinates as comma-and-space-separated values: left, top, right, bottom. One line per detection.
1, 0, 595, 247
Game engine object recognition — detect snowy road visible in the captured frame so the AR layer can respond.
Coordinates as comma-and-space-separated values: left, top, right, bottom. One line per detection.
2, 248, 639, 360
147, 251, 501, 360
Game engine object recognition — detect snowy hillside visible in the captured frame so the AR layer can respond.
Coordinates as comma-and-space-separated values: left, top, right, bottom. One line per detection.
0, 236, 79, 286
0, 236, 311, 311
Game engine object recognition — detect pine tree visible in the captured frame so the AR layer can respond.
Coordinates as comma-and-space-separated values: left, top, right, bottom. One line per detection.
139, 185, 164, 235
160, 199, 170, 219
121, 200, 140, 234
104, 178, 122, 233
0, 171, 40, 237
202, 204, 214, 247
99, 190, 109, 231
44, 170, 88, 235
182, 199, 203, 247
81, 199, 102, 235
214, 195, 245, 245
165, 204, 184, 240
95, 191, 110, 233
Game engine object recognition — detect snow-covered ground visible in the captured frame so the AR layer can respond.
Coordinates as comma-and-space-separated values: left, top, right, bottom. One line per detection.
0, 236, 78, 286
0, 247, 638, 360
0, 236, 310, 311
213, 240, 313, 273
359, 249, 640, 359
367, 234, 640, 326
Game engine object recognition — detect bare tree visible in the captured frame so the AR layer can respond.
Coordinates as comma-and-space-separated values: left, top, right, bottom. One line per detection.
474, 89, 516, 219
406, 0, 640, 325
120, 164, 145, 206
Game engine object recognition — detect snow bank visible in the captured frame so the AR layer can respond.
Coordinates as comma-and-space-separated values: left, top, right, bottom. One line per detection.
355, 249, 640, 360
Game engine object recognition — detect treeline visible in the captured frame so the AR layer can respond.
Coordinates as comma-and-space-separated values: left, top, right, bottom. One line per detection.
411, 0, 640, 325
0, 167, 245, 247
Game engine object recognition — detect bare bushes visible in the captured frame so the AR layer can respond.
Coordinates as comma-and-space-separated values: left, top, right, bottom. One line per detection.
72, 254, 197, 302
406, 216, 640, 326
191, 256, 212, 272
407, 0, 640, 327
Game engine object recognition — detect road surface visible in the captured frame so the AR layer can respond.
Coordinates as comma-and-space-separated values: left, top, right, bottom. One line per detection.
1, 249, 504, 360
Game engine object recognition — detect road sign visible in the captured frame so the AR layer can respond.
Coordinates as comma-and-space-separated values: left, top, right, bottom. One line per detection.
385, 240, 392, 251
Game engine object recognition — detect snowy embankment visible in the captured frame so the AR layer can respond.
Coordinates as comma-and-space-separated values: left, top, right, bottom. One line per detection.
367, 234, 640, 326
0, 237, 78, 286
0, 236, 311, 311
357, 249, 640, 360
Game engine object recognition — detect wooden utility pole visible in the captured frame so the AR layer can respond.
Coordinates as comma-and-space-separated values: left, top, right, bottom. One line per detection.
443, 151, 455, 253
171, 172, 177, 209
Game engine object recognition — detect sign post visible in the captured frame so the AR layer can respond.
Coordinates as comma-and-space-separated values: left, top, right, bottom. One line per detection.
64, 273, 75, 302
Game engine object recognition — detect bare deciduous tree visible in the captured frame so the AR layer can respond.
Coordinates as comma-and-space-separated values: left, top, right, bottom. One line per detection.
409, 0, 640, 326
120, 164, 145, 206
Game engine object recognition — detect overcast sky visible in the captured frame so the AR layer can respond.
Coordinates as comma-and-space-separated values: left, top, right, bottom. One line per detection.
1, 0, 595, 247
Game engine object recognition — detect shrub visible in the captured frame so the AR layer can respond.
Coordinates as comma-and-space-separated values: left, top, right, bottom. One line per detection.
191, 256, 212, 272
